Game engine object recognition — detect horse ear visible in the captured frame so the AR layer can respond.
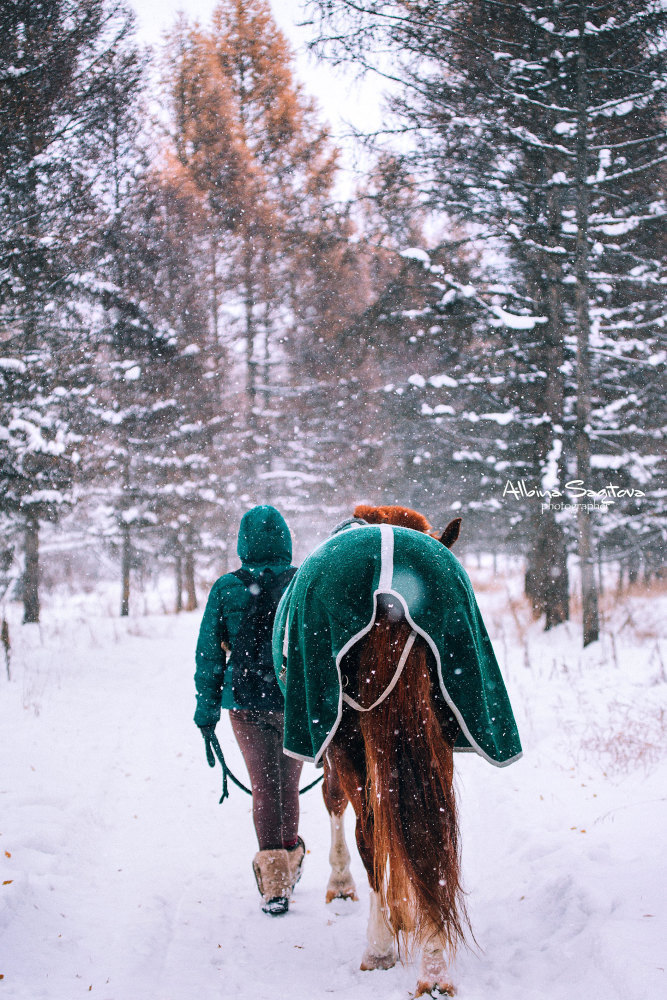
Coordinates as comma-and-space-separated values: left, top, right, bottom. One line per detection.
438, 518, 462, 548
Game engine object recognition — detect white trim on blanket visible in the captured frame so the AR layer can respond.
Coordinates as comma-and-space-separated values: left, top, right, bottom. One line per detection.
342, 630, 417, 712
378, 522, 394, 591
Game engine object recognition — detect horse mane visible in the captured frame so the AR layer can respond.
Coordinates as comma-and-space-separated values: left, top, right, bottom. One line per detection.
353, 504, 432, 534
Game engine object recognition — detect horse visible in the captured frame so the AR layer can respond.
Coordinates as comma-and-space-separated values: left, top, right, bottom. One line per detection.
274, 504, 522, 998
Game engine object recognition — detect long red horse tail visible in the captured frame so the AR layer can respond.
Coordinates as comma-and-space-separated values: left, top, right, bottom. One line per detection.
356, 612, 468, 954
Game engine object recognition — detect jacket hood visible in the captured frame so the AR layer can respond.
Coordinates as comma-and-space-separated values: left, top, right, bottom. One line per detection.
237, 505, 292, 568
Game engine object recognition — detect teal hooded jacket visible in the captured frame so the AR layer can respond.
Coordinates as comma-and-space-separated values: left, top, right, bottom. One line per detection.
194, 506, 294, 725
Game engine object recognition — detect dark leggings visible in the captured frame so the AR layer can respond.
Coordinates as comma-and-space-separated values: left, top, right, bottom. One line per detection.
229, 710, 303, 851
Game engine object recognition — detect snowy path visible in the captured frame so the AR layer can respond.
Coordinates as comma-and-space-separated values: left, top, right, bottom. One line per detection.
1, 581, 665, 1000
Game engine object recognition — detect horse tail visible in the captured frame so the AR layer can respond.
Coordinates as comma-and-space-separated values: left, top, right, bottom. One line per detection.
356, 612, 467, 955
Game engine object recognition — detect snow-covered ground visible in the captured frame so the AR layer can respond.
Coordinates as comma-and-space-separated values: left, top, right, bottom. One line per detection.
1, 566, 665, 1000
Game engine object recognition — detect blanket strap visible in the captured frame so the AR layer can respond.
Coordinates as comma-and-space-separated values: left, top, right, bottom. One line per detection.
342, 629, 417, 712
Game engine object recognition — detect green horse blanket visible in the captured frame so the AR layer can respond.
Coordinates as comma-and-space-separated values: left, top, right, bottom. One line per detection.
273, 522, 522, 767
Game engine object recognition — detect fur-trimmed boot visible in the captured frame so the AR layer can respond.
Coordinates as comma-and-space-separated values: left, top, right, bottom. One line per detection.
286, 836, 306, 892
252, 849, 291, 916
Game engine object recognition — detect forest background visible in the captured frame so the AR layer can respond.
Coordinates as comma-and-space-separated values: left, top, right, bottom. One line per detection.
0, 0, 664, 646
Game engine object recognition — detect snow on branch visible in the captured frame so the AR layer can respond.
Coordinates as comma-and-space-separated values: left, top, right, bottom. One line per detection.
490, 306, 547, 330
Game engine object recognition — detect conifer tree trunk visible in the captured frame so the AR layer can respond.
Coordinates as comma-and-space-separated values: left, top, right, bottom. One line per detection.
120, 522, 131, 618
574, 2, 599, 646
525, 508, 570, 628
628, 552, 639, 586
175, 546, 183, 613
1, 617, 10, 680
184, 537, 197, 612
526, 284, 570, 626
210, 239, 219, 342
23, 514, 40, 624
524, 248, 570, 627
244, 241, 257, 416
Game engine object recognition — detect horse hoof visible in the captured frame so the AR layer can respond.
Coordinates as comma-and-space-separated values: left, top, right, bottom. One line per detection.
360, 950, 397, 971
414, 981, 456, 998
325, 887, 359, 903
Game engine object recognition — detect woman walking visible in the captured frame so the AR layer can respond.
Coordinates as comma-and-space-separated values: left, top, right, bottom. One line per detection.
194, 505, 304, 915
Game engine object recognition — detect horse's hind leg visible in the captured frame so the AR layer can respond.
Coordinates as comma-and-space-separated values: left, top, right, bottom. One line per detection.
360, 888, 396, 971
328, 726, 396, 970
322, 755, 358, 903
415, 928, 456, 997
353, 806, 396, 971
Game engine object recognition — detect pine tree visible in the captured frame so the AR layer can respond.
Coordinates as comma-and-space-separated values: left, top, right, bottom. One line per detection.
85, 154, 221, 614
307, 0, 574, 623
308, 0, 666, 643
0, 0, 140, 621
127, 169, 227, 612
161, 0, 339, 490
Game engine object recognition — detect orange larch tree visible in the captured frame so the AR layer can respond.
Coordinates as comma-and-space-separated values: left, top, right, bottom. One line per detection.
161, 0, 339, 415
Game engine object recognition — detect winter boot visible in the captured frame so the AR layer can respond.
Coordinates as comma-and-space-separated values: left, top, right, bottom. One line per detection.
252, 848, 291, 916
286, 836, 306, 892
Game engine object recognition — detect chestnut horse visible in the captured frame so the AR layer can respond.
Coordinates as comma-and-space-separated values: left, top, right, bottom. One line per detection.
321, 505, 464, 997
275, 503, 521, 997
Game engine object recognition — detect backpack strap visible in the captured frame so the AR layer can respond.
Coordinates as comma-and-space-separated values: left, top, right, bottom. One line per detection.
216, 570, 253, 651
232, 567, 296, 591
233, 568, 255, 588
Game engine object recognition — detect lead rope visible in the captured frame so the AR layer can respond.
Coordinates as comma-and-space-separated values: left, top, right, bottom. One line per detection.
209, 731, 322, 806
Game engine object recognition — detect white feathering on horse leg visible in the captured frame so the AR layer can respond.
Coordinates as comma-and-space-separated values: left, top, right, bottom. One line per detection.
360, 889, 396, 971
325, 813, 358, 902
414, 930, 456, 997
